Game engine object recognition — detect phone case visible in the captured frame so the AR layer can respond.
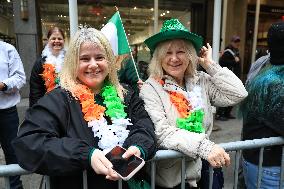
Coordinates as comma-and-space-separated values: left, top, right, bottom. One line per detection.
117, 156, 145, 181
106, 146, 145, 181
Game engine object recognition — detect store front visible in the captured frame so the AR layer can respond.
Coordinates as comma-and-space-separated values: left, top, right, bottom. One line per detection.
244, 1, 284, 78
39, 0, 207, 62
0, 0, 15, 45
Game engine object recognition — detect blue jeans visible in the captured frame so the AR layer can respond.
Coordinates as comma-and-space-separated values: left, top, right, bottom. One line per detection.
0, 106, 23, 189
243, 159, 283, 189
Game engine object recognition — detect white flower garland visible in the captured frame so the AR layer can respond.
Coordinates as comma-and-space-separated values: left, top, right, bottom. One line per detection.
41, 45, 66, 73
163, 76, 205, 111
88, 117, 131, 153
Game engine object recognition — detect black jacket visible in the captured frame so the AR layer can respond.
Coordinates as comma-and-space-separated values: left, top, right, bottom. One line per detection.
242, 65, 284, 166
219, 45, 241, 77
29, 56, 47, 107
13, 86, 156, 189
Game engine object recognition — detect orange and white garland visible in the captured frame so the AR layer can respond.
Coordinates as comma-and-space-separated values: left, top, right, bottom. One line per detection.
40, 45, 65, 92
72, 82, 131, 152
158, 77, 205, 133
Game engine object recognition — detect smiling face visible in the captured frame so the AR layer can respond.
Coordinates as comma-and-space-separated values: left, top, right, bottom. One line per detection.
48, 30, 64, 55
77, 42, 109, 93
161, 39, 189, 85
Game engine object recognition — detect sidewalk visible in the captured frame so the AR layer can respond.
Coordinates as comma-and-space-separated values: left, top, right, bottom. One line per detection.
0, 99, 243, 189
211, 117, 243, 189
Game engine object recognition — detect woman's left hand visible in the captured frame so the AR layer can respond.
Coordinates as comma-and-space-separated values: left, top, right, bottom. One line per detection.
198, 43, 214, 69
207, 144, 230, 168
122, 146, 141, 159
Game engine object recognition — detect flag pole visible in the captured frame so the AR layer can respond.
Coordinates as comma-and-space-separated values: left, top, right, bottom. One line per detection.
129, 51, 141, 80
116, 11, 141, 80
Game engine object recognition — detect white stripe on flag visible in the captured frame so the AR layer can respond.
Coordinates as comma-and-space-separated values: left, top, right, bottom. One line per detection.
101, 22, 118, 55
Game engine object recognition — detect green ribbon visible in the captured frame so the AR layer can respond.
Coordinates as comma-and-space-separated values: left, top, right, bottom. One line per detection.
55, 77, 60, 85
177, 109, 205, 133
101, 82, 126, 119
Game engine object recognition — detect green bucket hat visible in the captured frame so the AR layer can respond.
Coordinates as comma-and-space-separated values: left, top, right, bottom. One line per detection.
144, 19, 203, 53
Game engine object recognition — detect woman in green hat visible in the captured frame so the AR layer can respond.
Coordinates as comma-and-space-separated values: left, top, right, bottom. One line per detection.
140, 19, 248, 188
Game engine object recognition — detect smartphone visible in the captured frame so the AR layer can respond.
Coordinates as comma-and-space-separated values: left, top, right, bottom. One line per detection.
105, 146, 145, 181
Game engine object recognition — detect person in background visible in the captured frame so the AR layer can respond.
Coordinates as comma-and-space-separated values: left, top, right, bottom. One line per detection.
0, 41, 25, 189
240, 21, 284, 189
140, 19, 247, 189
118, 55, 142, 93
29, 26, 66, 107
138, 60, 149, 81
245, 53, 270, 86
12, 28, 156, 189
216, 35, 242, 121
254, 48, 268, 61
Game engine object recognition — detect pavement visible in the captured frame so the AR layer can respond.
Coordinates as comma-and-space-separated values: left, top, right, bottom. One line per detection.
211, 116, 243, 189
0, 99, 243, 189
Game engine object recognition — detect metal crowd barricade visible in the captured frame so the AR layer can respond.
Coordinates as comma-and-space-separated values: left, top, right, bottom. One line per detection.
0, 137, 283, 189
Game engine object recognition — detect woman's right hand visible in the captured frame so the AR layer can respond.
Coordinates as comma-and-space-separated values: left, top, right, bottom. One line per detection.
198, 43, 214, 69
207, 144, 230, 168
90, 149, 120, 181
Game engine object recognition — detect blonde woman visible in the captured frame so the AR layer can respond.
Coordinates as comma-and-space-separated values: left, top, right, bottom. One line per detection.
13, 28, 156, 189
140, 19, 248, 188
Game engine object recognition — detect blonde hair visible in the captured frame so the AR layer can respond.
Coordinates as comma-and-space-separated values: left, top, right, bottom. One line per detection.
59, 28, 124, 98
148, 39, 198, 79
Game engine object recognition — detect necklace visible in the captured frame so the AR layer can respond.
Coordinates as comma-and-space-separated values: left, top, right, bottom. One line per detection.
41, 64, 60, 92
72, 82, 131, 152
41, 45, 65, 92
158, 78, 204, 133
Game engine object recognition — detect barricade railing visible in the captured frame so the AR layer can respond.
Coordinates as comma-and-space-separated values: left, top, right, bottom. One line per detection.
0, 136, 283, 189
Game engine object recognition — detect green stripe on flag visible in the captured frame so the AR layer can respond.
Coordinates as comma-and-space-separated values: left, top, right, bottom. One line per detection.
109, 12, 131, 55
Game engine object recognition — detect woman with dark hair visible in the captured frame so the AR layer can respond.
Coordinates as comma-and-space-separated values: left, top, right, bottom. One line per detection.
29, 27, 66, 107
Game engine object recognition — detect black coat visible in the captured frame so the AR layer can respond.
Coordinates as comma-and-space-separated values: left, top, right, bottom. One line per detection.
219, 45, 241, 77
29, 56, 47, 107
12, 86, 156, 189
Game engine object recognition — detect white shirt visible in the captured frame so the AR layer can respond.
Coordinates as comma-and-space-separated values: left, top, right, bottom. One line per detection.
0, 41, 26, 109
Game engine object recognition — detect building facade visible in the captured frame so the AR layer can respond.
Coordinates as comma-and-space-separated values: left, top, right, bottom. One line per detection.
1, 0, 283, 97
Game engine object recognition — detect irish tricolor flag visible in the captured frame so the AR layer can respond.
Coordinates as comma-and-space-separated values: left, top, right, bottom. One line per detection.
101, 12, 131, 56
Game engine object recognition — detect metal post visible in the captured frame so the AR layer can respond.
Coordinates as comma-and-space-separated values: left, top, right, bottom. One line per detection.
154, 0, 158, 34
280, 146, 284, 188
251, 0, 260, 64
45, 176, 50, 189
4, 177, 10, 189
181, 157, 186, 189
233, 150, 241, 189
257, 147, 264, 189
83, 170, 88, 189
118, 179, 123, 189
68, 0, 78, 38
151, 161, 156, 189
221, 0, 227, 51
209, 166, 214, 189
212, 0, 222, 62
